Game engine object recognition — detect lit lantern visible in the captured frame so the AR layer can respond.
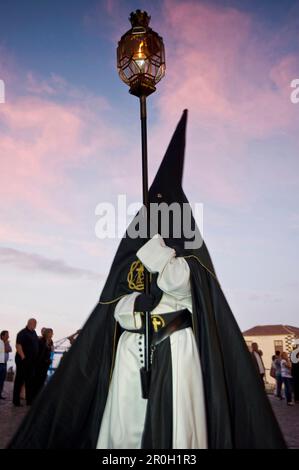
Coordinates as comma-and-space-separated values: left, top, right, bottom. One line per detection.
117, 10, 166, 97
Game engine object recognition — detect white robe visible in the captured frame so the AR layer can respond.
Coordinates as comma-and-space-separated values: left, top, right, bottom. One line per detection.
97, 235, 207, 449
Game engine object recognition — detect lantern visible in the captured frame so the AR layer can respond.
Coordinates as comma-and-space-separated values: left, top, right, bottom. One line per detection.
117, 10, 166, 97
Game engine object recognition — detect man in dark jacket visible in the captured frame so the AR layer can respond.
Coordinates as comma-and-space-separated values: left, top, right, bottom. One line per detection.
251, 342, 266, 388
13, 318, 39, 406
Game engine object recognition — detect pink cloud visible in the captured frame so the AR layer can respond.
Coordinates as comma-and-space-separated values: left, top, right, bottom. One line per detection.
269, 55, 299, 92
157, 0, 299, 137
0, 72, 131, 224
81, 0, 299, 204
1, 1, 299, 229
143, 0, 299, 205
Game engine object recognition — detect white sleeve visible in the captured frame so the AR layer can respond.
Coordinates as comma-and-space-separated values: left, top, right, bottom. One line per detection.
157, 256, 191, 299
114, 292, 142, 330
137, 234, 191, 299
137, 234, 175, 273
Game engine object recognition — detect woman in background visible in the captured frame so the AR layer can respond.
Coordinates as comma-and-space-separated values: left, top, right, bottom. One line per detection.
35, 328, 53, 396
281, 352, 294, 406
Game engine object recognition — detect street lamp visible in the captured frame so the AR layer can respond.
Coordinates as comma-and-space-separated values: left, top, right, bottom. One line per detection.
117, 10, 166, 398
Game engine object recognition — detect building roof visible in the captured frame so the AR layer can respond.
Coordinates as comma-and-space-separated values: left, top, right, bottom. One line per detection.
242, 324, 299, 337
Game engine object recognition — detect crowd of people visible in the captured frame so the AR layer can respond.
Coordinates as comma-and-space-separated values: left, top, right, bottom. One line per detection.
250, 342, 299, 406
1, 322, 299, 410
0, 319, 54, 406
270, 350, 299, 406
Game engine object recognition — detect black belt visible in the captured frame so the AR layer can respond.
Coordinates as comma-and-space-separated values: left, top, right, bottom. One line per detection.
151, 309, 192, 346
125, 309, 192, 345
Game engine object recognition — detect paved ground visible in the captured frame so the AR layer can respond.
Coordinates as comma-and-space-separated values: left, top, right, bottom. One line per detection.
0, 381, 298, 449
268, 394, 299, 449
0, 382, 28, 448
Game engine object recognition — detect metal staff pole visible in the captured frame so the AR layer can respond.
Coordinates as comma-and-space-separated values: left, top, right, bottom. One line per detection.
139, 94, 151, 398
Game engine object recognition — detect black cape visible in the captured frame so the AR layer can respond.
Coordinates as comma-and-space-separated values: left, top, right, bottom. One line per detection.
8, 111, 286, 449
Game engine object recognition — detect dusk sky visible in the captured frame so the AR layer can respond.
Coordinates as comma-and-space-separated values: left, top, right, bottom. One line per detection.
0, 0, 299, 346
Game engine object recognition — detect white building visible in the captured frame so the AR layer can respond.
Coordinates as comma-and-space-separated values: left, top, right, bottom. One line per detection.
243, 324, 299, 383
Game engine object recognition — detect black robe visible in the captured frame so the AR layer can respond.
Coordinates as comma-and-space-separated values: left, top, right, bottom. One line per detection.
8, 110, 286, 449
7, 255, 286, 449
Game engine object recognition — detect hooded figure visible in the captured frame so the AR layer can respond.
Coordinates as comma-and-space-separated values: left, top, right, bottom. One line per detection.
8, 111, 286, 449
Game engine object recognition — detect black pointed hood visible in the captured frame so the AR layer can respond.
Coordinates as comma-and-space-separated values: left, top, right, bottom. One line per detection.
100, 110, 215, 303
149, 109, 187, 204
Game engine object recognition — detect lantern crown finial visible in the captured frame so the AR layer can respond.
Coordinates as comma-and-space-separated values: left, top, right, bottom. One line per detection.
129, 10, 150, 30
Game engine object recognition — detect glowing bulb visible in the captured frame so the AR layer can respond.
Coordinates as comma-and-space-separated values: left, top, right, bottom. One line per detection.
135, 58, 145, 70
134, 41, 146, 71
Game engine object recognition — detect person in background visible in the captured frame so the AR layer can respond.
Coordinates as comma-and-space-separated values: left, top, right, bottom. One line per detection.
48, 328, 54, 352
13, 318, 39, 406
0, 331, 12, 399
39, 328, 46, 339
251, 343, 266, 388
281, 351, 294, 406
270, 355, 276, 379
274, 351, 283, 399
35, 328, 54, 396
